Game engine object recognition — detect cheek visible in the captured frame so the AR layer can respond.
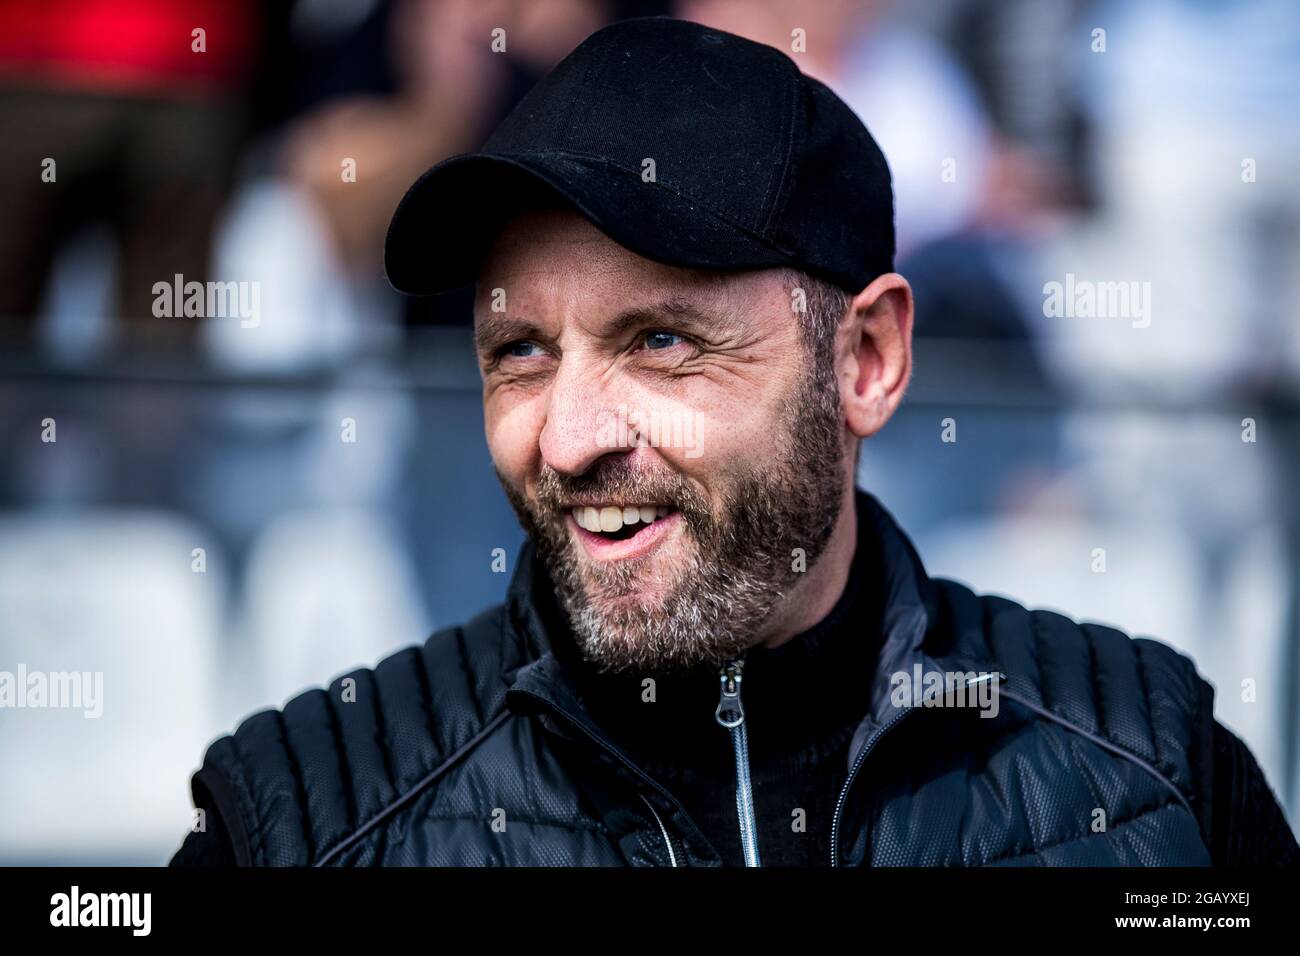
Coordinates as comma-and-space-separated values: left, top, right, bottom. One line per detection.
484, 392, 545, 488
637, 382, 791, 479
704, 406, 786, 468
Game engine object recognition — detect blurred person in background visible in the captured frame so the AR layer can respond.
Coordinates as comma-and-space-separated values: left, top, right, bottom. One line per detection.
0, 0, 257, 356
1057, 0, 1300, 397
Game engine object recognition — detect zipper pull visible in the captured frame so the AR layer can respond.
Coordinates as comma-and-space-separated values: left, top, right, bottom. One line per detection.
715, 657, 745, 728
715, 654, 762, 866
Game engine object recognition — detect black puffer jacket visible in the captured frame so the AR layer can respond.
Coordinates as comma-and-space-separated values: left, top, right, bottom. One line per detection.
171, 491, 1298, 866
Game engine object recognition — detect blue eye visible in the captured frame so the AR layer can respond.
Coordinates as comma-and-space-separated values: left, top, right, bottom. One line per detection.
504, 340, 543, 358
644, 331, 682, 350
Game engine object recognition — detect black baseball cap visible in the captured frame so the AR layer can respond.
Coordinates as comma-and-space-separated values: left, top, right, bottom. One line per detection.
384, 16, 894, 302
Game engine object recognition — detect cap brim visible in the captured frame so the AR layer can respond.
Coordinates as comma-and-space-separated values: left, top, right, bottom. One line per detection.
383, 151, 793, 299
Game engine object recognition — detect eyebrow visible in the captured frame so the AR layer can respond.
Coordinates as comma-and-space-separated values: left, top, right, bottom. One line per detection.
474, 315, 542, 355
606, 297, 732, 339
474, 296, 735, 354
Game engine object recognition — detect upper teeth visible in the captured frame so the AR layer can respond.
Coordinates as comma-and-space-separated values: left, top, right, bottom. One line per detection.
573, 505, 670, 533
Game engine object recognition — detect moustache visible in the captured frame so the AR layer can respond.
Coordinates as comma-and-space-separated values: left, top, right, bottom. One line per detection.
531, 459, 709, 526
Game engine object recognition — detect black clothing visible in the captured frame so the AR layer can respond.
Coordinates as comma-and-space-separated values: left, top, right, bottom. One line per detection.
170, 490, 1300, 867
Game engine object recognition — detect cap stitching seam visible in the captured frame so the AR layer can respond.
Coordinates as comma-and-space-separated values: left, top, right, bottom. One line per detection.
555, 36, 607, 152
758, 68, 803, 237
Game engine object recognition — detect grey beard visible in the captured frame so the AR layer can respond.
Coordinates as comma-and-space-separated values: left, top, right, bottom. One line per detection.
498, 357, 846, 675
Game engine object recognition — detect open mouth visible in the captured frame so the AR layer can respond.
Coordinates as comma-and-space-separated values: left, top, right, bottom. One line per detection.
570, 504, 675, 541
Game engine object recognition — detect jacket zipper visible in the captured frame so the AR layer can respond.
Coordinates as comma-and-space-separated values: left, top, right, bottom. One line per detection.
828, 703, 915, 866
829, 670, 1004, 865
716, 656, 761, 867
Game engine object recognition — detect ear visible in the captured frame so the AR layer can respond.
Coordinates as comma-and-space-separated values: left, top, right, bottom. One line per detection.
837, 273, 914, 440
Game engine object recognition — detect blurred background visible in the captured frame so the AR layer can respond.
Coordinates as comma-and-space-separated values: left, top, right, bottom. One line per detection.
1, 0, 1298, 863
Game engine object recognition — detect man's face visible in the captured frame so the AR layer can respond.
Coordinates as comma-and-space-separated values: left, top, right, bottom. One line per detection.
475, 206, 848, 674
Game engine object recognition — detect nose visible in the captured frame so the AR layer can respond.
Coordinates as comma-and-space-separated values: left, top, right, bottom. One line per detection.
537, 358, 631, 477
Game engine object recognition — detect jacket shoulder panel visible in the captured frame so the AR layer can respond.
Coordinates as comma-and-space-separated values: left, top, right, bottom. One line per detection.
930, 577, 1210, 800
193, 604, 512, 865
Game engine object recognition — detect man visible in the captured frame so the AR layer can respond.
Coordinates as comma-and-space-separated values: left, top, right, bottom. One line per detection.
171, 17, 1298, 867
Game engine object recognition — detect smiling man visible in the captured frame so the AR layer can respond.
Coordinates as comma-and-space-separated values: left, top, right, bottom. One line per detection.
477, 203, 873, 679
171, 17, 1298, 868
